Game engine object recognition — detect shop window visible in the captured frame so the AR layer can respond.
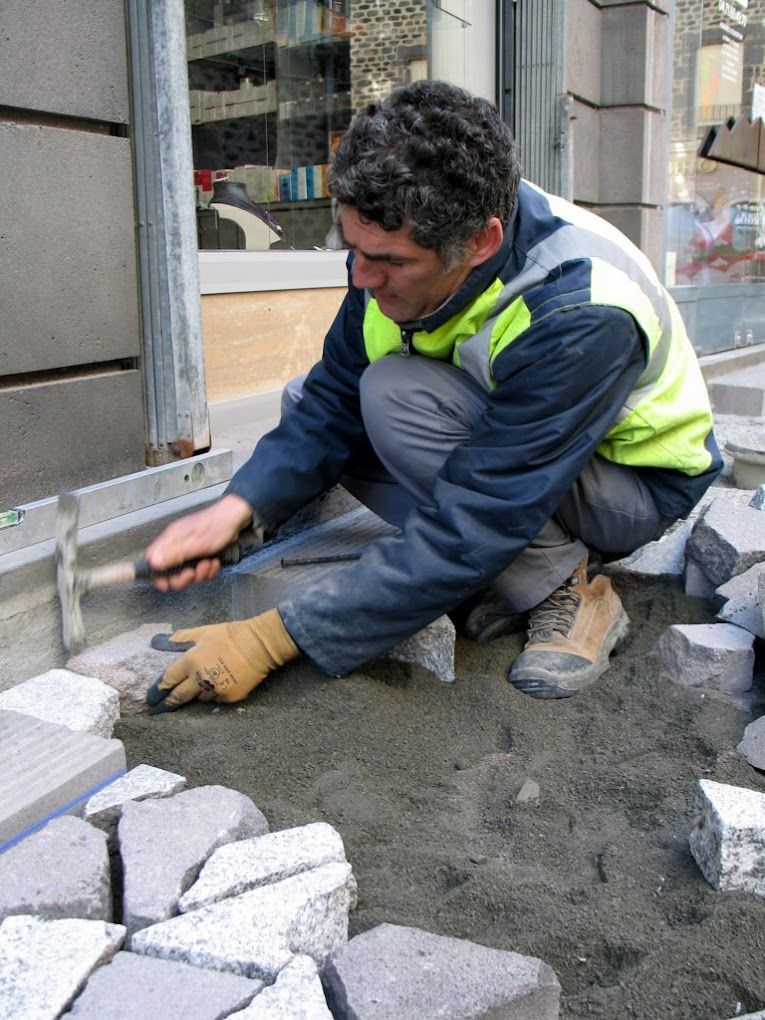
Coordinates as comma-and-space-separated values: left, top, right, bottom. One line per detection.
185, 0, 494, 253
667, 0, 765, 352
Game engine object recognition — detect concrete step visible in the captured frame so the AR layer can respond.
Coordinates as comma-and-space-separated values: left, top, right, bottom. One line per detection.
708, 362, 765, 416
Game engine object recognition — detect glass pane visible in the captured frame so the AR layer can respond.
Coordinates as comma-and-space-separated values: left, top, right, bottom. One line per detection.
667, 0, 765, 291
185, 0, 493, 252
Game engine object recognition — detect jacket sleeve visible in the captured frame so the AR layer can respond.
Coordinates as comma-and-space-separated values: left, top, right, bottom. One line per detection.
280, 303, 648, 675
224, 267, 370, 530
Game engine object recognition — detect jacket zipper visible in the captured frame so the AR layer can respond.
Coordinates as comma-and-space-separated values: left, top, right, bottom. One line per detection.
400, 328, 413, 357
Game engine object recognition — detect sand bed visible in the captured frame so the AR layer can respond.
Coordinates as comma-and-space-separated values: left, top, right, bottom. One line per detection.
117, 571, 765, 1019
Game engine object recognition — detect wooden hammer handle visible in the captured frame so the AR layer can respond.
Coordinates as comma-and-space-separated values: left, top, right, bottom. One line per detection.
133, 541, 242, 579
81, 542, 243, 592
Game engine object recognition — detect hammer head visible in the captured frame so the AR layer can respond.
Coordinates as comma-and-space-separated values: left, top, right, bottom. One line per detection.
55, 492, 85, 654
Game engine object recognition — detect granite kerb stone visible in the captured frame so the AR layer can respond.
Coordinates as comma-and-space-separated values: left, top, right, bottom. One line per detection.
612, 518, 692, 578
0, 914, 125, 1020
179, 821, 347, 913
67, 949, 264, 1019
685, 499, 765, 588
118, 785, 268, 936
684, 558, 718, 600
738, 716, 765, 772
322, 922, 562, 1020
228, 954, 333, 1018
84, 763, 187, 834
130, 861, 357, 982
648, 622, 755, 694
388, 614, 456, 684
608, 485, 752, 584
66, 622, 184, 714
715, 564, 765, 638
0, 668, 120, 738
0, 815, 110, 924
689, 778, 765, 898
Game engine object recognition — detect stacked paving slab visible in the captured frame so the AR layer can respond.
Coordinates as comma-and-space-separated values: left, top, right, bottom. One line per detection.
0, 667, 561, 1019
615, 484, 765, 914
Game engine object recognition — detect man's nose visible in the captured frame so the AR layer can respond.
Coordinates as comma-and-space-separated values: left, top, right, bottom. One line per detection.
352, 254, 385, 289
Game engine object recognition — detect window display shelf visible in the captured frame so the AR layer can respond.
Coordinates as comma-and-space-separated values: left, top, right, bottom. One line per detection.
190, 80, 277, 125
277, 90, 350, 121
187, 0, 352, 250
278, 30, 351, 52
187, 21, 274, 61
268, 197, 331, 210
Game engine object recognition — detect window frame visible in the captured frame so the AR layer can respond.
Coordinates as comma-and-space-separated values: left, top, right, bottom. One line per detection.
199, 249, 348, 294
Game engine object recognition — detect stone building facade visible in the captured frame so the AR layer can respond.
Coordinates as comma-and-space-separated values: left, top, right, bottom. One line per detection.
349, 1, 427, 109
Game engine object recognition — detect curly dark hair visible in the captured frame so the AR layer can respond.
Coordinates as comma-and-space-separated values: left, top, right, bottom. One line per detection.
328, 80, 521, 268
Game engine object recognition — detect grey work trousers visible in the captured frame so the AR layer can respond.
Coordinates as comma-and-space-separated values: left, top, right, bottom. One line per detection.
283, 355, 672, 612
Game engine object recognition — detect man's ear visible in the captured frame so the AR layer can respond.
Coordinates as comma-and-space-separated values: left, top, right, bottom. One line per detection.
468, 217, 504, 267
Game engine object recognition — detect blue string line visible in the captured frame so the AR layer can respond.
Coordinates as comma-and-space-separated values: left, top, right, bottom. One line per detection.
0, 768, 128, 855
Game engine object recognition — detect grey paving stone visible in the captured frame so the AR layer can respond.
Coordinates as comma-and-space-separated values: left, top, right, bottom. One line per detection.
0, 914, 125, 1020
84, 764, 187, 834
648, 623, 755, 694
516, 778, 541, 805
684, 558, 718, 600
715, 564, 765, 638
0, 669, 119, 738
612, 519, 692, 577
67, 950, 262, 1019
67, 622, 183, 714
229, 955, 332, 1018
0, 816, 110, 923
388, 615, 456, 684
119, 785, 268, 935
179, 821, 346, 913
685, 499, 765, 587
689, 778, 765, 898
322, 922, 561, 1019
738, 716, 765, 771
750, 484, 765, 510
0, 709, 126, 853
131, 862, 356, 982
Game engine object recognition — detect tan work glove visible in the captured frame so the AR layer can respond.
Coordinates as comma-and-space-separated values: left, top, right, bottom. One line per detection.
146, 609, 299, 714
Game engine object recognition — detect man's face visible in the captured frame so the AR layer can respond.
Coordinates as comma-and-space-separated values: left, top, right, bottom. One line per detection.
339, 205, 475, 323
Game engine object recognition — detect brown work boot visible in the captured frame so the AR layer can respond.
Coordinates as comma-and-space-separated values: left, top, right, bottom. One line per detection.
462, 590, 527, 643
508, 556, 629, 699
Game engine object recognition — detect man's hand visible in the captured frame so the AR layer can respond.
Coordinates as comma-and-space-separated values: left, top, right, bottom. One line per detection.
145, 493, 254, 591
146, 608, 299, 713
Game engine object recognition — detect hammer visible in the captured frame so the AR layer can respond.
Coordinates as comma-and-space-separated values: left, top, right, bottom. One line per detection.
55, 492, 243, 654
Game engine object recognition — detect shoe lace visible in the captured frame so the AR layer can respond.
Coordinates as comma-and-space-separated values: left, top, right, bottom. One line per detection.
527, 585, 580, 642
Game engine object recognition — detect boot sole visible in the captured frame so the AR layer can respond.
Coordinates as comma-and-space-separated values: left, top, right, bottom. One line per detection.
509, 609, 630, 700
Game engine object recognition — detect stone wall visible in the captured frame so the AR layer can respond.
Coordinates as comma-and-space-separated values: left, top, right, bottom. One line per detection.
350, 0, 427, 109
